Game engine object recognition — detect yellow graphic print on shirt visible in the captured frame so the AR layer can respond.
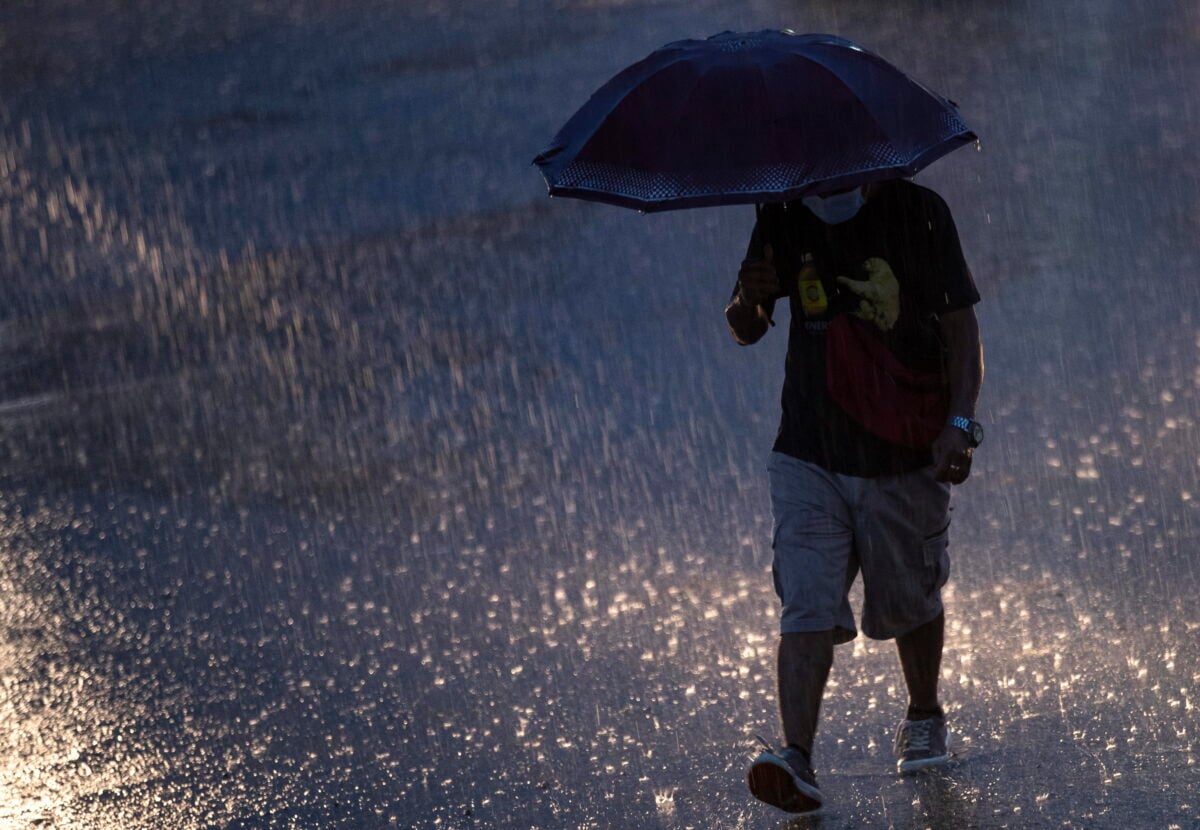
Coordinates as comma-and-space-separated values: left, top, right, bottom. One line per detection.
796, 255, 827, 316
837, 257, 901, 332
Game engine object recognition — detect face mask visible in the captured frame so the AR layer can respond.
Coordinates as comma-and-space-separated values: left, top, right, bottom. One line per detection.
802, 187, 865, 224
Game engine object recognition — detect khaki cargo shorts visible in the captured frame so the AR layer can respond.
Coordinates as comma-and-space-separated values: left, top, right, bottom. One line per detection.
767, 451, 952, 644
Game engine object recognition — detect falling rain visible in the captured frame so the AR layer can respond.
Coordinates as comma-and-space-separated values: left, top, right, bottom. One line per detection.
0, 0, 1196, 827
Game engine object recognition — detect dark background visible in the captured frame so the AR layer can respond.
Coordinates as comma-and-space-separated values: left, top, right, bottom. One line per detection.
0, 0, 1197, 826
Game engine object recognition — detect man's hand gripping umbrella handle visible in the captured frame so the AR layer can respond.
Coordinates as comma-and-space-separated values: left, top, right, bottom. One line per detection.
739, 203, 778, 326
748, 203, 777, 328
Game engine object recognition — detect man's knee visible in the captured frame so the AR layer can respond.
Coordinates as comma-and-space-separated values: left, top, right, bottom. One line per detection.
780, 630, 835, 659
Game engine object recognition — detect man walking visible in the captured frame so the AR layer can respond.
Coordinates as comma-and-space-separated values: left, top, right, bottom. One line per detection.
728, 179, 984, 813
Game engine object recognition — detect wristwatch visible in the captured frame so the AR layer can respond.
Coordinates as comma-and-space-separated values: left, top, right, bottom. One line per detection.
949, 415, 984, 448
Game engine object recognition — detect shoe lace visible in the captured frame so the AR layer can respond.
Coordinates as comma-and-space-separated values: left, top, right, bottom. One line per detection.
897, 719, 933, 753
752, 733, 813, 780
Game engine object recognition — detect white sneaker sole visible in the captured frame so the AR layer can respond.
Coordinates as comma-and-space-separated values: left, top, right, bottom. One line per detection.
747, 752, 824, 814
897, 753, 950, 773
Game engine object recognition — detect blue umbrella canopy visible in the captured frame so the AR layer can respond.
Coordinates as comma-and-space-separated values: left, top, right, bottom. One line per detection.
532, 30, 976, 212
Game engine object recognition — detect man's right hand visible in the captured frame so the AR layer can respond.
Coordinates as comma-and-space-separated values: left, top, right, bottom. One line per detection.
737, 244, 780, 307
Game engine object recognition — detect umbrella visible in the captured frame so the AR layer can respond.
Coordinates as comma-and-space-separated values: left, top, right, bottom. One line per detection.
532, 30, 976, 212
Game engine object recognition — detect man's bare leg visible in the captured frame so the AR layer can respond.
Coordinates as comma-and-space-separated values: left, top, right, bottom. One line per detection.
778, 631, 834, 754
748, 631, 831, 812
893, 612, 950, 771
896, 611, 944, 714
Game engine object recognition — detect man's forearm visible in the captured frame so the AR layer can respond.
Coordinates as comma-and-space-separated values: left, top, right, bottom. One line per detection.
942, 309, 983, 418
726, 295, 769, 345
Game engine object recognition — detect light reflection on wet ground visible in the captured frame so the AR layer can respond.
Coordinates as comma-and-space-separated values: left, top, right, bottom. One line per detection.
0, 0, 1198, 827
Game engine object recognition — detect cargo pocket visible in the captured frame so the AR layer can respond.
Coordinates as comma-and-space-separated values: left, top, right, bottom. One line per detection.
921, 520, 951, 566
921, 520, 951, 593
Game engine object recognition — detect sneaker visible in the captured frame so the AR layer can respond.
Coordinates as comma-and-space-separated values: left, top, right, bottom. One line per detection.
747, 741, 823, 814
893, 715, 950, 773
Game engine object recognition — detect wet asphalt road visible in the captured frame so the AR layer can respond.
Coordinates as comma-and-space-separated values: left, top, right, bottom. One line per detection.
0, 0, 1198, 827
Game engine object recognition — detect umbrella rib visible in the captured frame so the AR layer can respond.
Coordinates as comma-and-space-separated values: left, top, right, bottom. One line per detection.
745, 48, 903, 182
805, 51, 918, 178
792, 46, 913, 153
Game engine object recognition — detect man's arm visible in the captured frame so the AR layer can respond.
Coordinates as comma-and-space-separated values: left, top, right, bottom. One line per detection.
931, 305, 984, 483
942, 305, 983, 419
726, 243, 779, 345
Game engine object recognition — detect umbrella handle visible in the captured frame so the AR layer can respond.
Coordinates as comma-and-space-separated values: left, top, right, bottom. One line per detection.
753, 204, 776, 327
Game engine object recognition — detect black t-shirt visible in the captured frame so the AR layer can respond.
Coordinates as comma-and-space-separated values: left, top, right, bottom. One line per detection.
741, 180, 980, 477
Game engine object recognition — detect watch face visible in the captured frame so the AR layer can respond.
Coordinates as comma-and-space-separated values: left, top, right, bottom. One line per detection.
970, 422, 984, 446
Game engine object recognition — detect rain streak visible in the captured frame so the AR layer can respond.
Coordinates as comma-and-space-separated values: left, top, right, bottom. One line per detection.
0, 0, 1196, 827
